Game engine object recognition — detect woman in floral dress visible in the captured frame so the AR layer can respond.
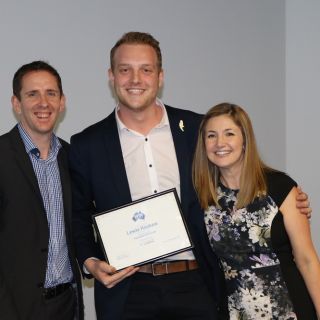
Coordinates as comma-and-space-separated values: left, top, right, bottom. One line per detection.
192, 103, 320, 319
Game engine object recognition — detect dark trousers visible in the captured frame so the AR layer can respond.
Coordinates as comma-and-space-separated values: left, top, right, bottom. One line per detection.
121, 269, 218, 320
33, 285, 76, 320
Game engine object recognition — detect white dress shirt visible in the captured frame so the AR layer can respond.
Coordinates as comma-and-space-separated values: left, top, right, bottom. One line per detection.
116, 99, 195, 261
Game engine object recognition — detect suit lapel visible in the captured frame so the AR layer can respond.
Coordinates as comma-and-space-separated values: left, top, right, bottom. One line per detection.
9, 127, 44, 207
167, 108, 190, 217
101, 112, 132, 204
57, 144, 72, 225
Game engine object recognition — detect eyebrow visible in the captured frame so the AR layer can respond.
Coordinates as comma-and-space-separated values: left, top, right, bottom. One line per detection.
46, 89, 59, 92
117, 63, 154, 67
207, 128, 234, 132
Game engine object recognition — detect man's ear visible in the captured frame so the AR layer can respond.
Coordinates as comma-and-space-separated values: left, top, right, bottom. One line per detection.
108, 68, 115, 87
158, 69, 164, 89
59, 94, 66, 113
11, 95, 21, 115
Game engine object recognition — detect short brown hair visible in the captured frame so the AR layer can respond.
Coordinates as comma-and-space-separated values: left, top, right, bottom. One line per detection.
192, 102, 273, 209
13, 60, 63, 100
110, 31, 162, 71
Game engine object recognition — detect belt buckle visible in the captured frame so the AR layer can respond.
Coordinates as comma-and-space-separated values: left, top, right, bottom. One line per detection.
151, 262, 168, 276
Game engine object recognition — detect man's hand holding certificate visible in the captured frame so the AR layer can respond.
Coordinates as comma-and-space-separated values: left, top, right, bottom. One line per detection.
83, 258, 139, 288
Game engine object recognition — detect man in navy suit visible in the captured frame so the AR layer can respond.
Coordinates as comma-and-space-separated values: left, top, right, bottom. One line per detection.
70, 32, 226, 320
69, 32, 311, 320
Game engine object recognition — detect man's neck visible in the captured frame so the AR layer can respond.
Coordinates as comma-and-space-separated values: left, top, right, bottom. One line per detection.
118, 103, 163, 136
25, 129, 52, 160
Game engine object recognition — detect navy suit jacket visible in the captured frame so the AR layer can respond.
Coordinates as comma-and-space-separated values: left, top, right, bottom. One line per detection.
0, 126, 84, 320
70, 105, 226, 319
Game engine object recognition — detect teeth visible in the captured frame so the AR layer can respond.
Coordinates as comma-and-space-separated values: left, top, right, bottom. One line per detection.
127, 89, 144, 94
35, 112, 50, 119
215, 151, 230, 155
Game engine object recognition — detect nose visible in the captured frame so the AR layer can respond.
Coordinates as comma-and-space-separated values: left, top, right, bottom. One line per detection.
39, 94, 49, 107
216, 135, 226, 146
131, 70, 141, 84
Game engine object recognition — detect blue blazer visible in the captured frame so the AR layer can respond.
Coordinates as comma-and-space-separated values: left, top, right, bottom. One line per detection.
69, 105, 226, 319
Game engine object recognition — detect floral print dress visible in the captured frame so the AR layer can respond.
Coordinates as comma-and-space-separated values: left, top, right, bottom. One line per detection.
204, 171, 317, 320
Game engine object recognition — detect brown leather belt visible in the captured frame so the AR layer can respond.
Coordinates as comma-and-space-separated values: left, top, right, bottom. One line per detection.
138, 260, 198, 276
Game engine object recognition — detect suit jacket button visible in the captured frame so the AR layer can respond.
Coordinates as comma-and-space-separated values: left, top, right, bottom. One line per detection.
37, 282, 43, 288
41, 248, 48, 252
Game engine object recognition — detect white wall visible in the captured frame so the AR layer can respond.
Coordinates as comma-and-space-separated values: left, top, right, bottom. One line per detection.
286, 1, 320, 257
2, 1, 313, 319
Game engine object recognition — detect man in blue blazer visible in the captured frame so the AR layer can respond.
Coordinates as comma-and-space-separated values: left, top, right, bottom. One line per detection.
70, 32, 226, 320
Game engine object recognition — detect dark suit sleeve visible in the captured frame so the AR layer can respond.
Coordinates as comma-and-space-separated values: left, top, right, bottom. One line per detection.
0, 192, 18, 318
0, 272, 20, 320
69, 134, 100, 273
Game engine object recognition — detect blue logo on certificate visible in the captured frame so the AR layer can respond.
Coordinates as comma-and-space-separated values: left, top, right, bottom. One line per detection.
132, 211, 145, 222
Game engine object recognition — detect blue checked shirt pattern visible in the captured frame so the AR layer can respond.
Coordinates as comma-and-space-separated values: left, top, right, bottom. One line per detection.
18, 124, 73, 288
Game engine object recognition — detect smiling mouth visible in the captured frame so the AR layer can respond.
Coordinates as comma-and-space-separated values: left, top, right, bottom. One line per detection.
126, 88, 145, 94
215, 150, 231, 156
35, 112, 51, 119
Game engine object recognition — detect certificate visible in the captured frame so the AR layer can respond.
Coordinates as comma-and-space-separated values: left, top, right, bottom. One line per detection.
92, 188, 193, 270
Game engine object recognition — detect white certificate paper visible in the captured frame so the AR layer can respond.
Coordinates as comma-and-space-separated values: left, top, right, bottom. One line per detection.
93, 189, 193, 270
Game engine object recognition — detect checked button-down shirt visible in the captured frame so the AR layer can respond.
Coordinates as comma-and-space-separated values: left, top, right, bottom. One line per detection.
18, 123, 73, 288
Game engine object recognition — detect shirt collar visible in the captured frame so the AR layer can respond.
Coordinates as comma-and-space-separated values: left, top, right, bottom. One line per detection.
17, 123, 61, 159
115, 98, 169, 132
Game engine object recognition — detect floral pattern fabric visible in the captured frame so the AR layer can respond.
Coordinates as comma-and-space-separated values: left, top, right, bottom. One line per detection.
205, 183, 297, 320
